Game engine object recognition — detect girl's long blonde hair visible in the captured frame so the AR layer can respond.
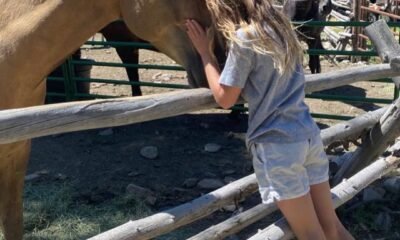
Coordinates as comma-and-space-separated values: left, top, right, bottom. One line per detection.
206, 0, 303, 78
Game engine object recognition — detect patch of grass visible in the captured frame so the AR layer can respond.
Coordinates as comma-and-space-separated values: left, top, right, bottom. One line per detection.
342, 199, 400, 239
0, 181, 208, 240
0, 182, 153, 240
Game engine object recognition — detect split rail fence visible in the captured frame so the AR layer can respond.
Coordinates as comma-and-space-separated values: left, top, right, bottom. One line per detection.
48, 18, 400, 121
1, 20, 400, 239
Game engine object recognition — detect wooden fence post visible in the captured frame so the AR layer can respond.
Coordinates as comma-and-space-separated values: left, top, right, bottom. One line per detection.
333, 20, 400, 184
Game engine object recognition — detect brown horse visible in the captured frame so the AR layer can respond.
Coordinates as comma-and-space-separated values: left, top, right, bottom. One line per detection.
0, 1, 223, 239
284, 0, 333, 73
73, 0, 331, 101
50, 0, 330, 100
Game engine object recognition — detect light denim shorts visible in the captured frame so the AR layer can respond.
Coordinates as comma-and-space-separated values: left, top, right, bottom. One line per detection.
250, 134, 329, 204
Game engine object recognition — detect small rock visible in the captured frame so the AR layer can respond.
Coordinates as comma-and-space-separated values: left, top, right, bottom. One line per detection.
55, 173, 67, 180
128, 171, 142, 177
197, 178, 225, 190
25, 170, 49, 182
204, 143, 222, 153
222, 169, 236, 176
38, 170, 49, 175
224, 176, 237, 184
160, 73, 172, 81
98, 128, 114, 136
333, 147, 344, 154
126, 183, 157, 205
362, 187, 385, 202
223, 204, 237, 212
152, 72, 162, 80
140, 146, 159, 159
182, 178, 199, 188
383, 176, 400, 194
225, 235, 240, 240
204, 172, 217, 178
374, 212, 392, 233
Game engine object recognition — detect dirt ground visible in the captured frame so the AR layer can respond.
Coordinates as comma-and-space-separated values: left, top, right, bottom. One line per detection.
24, 38, 400, 239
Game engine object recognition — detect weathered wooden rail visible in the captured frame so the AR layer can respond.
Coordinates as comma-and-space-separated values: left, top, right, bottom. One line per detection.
1, 62, 399, 144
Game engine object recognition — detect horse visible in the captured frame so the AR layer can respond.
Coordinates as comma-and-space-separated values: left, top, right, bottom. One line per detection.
85, 1, 332, 100
48, 0, 331, 100
49, 19, 225, 98
284, 0, 333, 73
0, 1, 224, 239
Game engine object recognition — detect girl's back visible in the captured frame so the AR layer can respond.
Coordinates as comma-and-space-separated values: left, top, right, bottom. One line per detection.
220, 27, 319, 145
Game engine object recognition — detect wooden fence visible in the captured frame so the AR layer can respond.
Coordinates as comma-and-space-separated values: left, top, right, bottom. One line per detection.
1, 20, 400, 239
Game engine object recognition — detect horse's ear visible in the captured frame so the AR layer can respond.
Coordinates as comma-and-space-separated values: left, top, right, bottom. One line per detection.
319, 0, 332, 16
282, 0, 296, 19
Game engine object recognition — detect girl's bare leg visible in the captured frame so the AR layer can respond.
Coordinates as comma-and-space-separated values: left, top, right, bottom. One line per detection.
277, 193, 326, 240
310, 181, 354, 240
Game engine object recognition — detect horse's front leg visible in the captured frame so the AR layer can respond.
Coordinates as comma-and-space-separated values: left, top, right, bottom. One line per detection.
115, 47, 141, 96
309, 55, 321, 74
307, 38, 322, 74
101, 21, 143, 96
0, 70, 46, 240
0, 141, 31, 240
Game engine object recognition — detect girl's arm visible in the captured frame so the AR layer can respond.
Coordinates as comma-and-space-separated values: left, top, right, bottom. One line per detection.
186, 20, 241, 109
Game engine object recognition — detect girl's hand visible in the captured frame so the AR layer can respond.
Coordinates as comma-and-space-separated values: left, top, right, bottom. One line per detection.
186, 19, 211, 58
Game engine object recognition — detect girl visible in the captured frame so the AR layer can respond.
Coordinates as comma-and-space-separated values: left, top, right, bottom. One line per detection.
186, 0, 354, 239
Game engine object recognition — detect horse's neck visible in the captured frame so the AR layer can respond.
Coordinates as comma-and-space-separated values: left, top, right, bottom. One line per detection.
0, 0, 45, 29
0, 0, 120, 108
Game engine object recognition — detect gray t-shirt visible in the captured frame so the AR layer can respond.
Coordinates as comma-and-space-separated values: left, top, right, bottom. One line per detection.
219, 29, 320, 146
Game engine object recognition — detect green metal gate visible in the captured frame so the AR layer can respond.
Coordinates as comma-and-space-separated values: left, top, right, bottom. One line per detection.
46, 21, 400, 120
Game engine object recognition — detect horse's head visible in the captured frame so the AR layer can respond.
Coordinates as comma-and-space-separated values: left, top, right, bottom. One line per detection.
318, 0, 332, 20
119, 0, 226, 88
283, 0, 332, 21
283, 0, 332, 74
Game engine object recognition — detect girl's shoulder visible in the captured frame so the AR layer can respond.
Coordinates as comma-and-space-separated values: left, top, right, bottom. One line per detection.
235, 25, 257, 40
